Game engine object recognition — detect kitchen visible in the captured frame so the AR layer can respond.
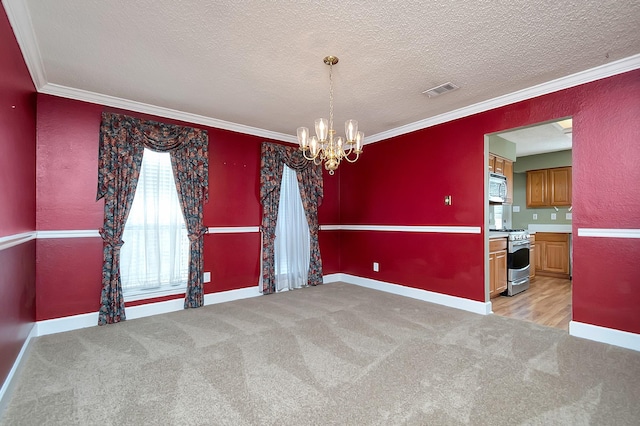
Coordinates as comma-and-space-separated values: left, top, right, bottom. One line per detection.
487, 118, 573, 330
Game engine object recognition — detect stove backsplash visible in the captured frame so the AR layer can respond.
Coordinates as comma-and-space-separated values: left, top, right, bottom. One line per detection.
489, 204, 512, 230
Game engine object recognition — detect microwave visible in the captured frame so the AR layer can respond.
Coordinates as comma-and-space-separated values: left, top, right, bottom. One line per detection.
489, 173, 507, 203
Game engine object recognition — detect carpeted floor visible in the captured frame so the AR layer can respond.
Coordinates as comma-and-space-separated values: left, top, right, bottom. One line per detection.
2, 282, 639, 425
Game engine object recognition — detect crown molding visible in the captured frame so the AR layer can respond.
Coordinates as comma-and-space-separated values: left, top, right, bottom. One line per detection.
2, 0, 46, 89
39, 83, 297, 143
366, 53, 640, 143
5, 0, 639, 145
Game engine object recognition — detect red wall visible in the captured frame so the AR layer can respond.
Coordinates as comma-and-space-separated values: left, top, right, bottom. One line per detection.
0, 6, 37, 392
35, 95, 342, 320
340, 69, 640, 334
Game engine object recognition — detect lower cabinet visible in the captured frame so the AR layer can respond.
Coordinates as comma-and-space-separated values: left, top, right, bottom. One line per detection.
530, 234, 536, 280
534, 232, 570, 278
489, 238, 507, 298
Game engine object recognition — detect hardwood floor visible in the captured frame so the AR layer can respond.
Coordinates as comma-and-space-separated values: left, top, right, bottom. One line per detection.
491, 276, 572, 330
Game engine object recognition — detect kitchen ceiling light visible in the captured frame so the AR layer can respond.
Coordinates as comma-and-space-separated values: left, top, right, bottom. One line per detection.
297, 56, 363, 175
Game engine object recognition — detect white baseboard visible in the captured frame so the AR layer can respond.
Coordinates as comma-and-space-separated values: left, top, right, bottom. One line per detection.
339, 273, 492, 315
36, 286, 263, 336
203, 286, 261, 305
0, 324, 37, 415
322, 273, 344, 284
569, 321, 640, 352
37, 312, 98, 336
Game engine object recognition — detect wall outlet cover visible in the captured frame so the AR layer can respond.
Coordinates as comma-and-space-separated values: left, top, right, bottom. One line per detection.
533, 214, 538, 220
566, 213, 572, 220
551, 213, 557, 220
513, 206, 520, 212
373, 262, 379, 272
203, 272, 211, 283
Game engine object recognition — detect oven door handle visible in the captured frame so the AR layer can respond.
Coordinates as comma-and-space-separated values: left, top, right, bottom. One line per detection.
510, 240, 530, 246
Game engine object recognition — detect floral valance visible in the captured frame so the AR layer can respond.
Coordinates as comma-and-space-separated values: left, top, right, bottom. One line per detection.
97, 112, 208, 202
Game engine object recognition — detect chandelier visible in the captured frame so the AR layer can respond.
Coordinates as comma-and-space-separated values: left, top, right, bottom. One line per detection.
297, 56, 363, 175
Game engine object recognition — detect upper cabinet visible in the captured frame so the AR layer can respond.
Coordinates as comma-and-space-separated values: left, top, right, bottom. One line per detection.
526, 166, 572, 208
489, 153, 513, 203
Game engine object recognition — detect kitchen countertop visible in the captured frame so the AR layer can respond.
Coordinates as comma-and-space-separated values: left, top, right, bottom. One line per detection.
528, 224, 572, 233
489, 232, 509, 239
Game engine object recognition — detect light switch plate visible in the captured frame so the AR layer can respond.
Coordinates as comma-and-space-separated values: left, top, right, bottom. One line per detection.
551, 213, 557, 220
533, 214, 538, 220
513, 206, 520, 212
566, 213, 572, 220
203, 272, 211, 283
373, 262, 379, 272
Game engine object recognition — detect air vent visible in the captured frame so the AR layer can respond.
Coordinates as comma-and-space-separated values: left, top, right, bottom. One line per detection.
422, 82, 459, 98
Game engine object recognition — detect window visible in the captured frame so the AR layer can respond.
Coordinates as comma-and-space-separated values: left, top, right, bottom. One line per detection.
273, 164, 310, 291
120, 148, 189, 298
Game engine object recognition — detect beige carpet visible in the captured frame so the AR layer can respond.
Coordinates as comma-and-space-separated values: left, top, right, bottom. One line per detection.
2, 282, 639, 425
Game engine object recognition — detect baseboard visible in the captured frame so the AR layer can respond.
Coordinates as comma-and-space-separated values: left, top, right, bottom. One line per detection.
322, 273, 344, 284
340, 274, 492, 315
37, 312, 99, 336
0, 324, 37, 416
36, 286, 263, 336
569, 321, 640, 352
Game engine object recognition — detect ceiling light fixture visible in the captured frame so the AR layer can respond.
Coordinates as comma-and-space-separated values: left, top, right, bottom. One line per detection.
297, 56, 363, 175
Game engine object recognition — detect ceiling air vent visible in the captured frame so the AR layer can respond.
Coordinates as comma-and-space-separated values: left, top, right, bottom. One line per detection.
422, 82, 459, 98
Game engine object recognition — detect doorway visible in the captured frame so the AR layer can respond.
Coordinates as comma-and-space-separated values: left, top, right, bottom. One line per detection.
487, 118, 573, 330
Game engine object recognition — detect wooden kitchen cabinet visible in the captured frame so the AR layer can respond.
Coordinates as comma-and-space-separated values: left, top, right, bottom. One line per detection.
489, 237, 507, 298
526, 167, 572, 208
488, 154, 495, 172
503, 159, 513, 204
534, 232, 570, 278
549, 167, 572, 205
529, 234, 536, 280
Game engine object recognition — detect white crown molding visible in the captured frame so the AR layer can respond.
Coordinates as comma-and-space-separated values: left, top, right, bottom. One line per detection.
207, 226, 260, 234
365, 53, 640, 143
0, 231, 36, 251
1, 0, 46, 89
5, 0, 640, 146
39, 83, 297, 143
577, 228, 640, 238
570, 321, 640, 352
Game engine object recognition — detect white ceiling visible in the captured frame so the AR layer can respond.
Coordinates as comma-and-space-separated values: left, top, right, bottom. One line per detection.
498, 120, 572, 157
4, 0, 640, 146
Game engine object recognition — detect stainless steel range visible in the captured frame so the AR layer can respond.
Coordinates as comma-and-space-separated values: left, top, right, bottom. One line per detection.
491, 228, 531, 296
506, 229, 530, 295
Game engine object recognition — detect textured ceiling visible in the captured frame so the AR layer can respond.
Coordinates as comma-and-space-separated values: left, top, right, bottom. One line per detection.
7, 0, 640, 152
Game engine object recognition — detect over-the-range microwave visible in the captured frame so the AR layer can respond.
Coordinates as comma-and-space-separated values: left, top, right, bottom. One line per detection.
489, 172, 507, 203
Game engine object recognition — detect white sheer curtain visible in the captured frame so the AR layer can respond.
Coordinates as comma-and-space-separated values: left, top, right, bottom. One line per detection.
274, 164, 310, 291
121, 148, 189, 294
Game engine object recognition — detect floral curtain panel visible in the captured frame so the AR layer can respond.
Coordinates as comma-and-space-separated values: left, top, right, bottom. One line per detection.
259, 142, 323, 294
97, 112, 208, 325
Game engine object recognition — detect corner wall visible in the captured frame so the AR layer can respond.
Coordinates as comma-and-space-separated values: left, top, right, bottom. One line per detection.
0, 5, 37, 395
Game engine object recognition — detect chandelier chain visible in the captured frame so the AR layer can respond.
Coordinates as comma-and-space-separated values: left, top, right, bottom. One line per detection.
329, 63, 334, 132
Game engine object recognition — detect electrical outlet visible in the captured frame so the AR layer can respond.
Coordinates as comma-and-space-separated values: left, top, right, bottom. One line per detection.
551, 213, 557, 220
373, 262, 379, 272
533, 214, 538, 220
566, 213, 572, 220
203, 272, 211, 283
513, 206, 520, 213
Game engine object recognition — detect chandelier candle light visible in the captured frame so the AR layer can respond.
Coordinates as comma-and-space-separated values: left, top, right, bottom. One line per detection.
297, 56, 364, 175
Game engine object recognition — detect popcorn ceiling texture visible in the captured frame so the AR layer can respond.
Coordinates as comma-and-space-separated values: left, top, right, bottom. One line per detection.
18, 0, 640, 136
